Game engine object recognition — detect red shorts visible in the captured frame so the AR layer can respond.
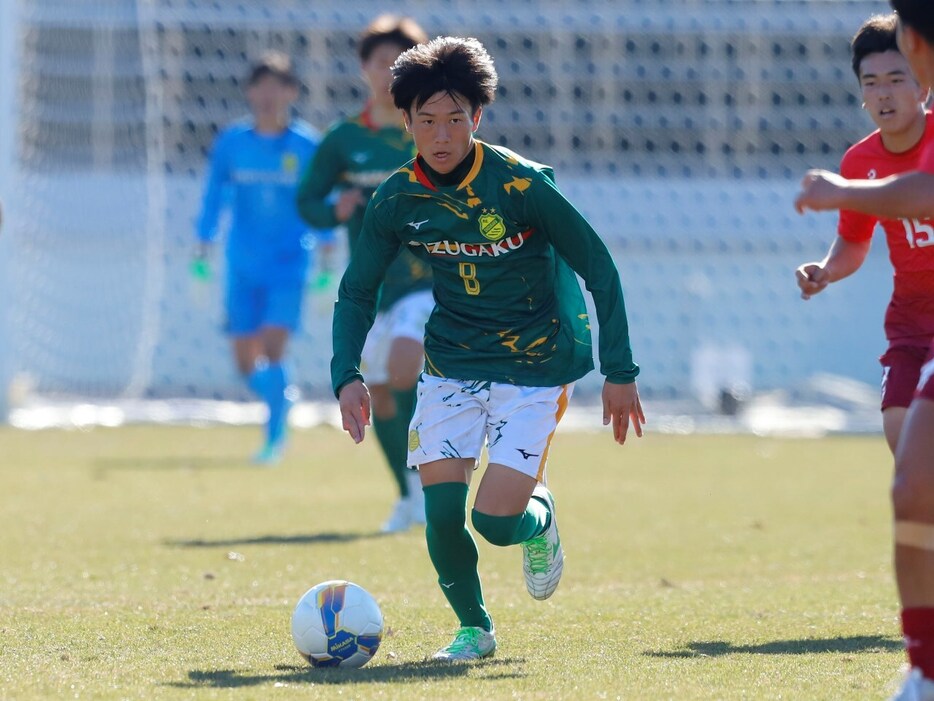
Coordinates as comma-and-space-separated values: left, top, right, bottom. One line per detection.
917, 340, 934, 403
881, 345, 934, 409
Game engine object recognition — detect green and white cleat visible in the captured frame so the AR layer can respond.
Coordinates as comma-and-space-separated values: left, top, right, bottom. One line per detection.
432, 626, 496, 661
521, 483, 564, 600
890, 667, 934, 701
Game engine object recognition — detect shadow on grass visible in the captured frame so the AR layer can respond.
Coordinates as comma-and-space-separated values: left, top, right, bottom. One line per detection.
164, 531, 385, 548
644, 634, 902, 658
168, 657, 526, 688
93, 457, 242, 474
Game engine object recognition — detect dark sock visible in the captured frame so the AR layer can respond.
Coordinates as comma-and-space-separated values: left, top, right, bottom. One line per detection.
471, 497, 551, 547
424, 483, 492, 631
372, 412, 409, 498
903, 608, 934, 679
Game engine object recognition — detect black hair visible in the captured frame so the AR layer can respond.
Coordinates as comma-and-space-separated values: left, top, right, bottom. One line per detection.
390, 36, 498, 114
247, 50, 298, 88
358, 15, 427, 63
851, 14, 900, 79
891, 0, 934, 46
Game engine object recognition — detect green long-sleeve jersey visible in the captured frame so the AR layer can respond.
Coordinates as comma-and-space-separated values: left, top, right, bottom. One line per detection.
331, 140, 639, 396
295, 108, 431, 311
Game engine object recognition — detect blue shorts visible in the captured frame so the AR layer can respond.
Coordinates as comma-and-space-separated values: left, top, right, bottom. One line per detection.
225, 273, 304, 336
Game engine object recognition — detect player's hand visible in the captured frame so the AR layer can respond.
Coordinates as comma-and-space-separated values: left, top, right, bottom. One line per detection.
338, 379, 371, 444
794, 169, 848, 214
190, 242, 213, 281
334, 189, 366, 223
795, 262, 830, 300
602, 380, 645, 445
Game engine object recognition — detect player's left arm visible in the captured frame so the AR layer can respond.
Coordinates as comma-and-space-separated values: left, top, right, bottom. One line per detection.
192, 131, 233, 280
524, 176, 644, 444
795, 169, 934, 220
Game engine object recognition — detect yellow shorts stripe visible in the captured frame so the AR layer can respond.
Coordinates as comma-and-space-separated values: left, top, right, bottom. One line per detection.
536, 384, 570, 482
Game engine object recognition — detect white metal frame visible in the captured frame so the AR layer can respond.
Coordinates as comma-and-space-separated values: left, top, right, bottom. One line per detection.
0, 0, 19, 422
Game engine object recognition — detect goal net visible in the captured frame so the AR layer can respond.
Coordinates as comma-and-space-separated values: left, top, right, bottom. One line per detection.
0, 0, 890, 428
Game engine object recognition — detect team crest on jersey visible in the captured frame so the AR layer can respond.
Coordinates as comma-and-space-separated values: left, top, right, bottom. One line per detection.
282, 153, 299, 174
478, 209, 507, 241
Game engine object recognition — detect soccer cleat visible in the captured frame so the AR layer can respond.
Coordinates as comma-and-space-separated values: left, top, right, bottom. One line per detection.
521, 483, 564, 600
890, 667, 934, 701
380, 497, 412, 534
251, 440, 284, 467
431, 626, 496, 661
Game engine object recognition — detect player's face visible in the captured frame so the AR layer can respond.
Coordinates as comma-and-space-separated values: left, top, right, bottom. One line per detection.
361, 42, 405, 107
897, 20, 934, 91
859, 50, 927, 135
404, 91, 481, 174
246, 75, 298, 123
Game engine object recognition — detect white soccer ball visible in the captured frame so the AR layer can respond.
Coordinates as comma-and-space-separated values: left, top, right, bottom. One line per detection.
291, 580, 383, 668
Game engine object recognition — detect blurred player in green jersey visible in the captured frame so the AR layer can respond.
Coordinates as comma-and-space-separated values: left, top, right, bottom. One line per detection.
331, 36, 644, 660
297, 15, 430, 532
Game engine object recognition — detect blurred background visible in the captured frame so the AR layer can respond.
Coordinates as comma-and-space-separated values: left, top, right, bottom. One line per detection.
0, 0, 896, 431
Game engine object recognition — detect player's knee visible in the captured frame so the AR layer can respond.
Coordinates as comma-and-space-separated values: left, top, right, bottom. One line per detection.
471, 509, 520, 547
388, 372, 418, 392
425, 498, 465, 536
369, 386, 396, 420
892, 466, 934, 520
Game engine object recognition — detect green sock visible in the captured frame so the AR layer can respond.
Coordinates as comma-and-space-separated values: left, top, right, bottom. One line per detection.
372, 386, 418, 498
372, 411, 409, 498
471, 496, 551, 547
424, 483, 492, 631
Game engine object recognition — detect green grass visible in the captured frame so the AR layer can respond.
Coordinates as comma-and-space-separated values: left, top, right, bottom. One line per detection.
0, 424, 904, 700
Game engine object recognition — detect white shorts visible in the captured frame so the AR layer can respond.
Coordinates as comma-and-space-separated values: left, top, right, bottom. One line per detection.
407, 375, 573, 481
361, 290, 434, 385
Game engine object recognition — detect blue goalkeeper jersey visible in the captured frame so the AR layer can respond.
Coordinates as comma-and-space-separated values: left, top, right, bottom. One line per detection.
196, 117, 331, 282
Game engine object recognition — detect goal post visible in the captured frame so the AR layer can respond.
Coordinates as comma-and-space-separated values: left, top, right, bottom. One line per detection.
0, 0, 21, 423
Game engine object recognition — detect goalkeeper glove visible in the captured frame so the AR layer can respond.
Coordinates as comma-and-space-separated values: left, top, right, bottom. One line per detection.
190, 256, 213, 282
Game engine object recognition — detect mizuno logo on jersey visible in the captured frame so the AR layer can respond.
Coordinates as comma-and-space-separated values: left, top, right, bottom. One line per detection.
406, 219, 430, 230
408, 230, 535, 258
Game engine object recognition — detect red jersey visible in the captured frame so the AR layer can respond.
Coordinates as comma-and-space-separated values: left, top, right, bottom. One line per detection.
838, 111, 934, 347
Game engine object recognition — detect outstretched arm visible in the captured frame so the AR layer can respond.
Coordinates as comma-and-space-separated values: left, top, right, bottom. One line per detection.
795, 169, 934, 220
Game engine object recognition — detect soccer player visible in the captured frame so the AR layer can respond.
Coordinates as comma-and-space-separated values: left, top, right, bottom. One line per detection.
195, 51, 331, 465
297, 16, 431, 533
331, 37, 645, 660
795, 2, 934, 697
795, 14, 934, 455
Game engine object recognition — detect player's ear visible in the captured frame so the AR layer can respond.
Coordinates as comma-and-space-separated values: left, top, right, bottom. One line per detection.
471, 107, 482, 132
918, 86, 930, 106
402, 110, 412, 133
900, 23, 921, 59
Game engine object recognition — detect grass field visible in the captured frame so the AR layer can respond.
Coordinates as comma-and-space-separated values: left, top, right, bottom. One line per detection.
0, 423, 906, 700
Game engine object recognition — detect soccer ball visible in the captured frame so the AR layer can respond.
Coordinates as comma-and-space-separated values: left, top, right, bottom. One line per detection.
291, 580, 383, 668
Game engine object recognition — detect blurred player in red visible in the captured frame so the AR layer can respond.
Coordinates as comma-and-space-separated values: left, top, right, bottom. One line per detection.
795, 2, 934, 697
795, 14, 934, 455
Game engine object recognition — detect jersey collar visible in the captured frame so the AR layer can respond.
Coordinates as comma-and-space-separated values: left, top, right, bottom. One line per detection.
413, 141, 484, 192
